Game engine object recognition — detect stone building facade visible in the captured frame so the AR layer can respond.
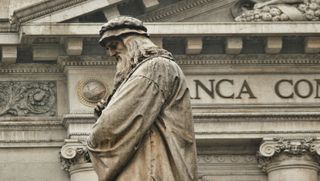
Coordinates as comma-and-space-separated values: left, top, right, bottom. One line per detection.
1, 0, 320, 181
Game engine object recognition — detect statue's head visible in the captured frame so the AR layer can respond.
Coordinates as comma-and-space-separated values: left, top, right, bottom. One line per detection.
99, 16, 149, 48
99, 17, 159, 89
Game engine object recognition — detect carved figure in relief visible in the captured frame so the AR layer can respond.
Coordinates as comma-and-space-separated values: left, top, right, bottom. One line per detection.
87, 16, 198, 181
234, 0, 320, 21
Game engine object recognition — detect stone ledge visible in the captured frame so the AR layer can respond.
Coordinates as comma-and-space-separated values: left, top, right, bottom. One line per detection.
20, 22, 320, 37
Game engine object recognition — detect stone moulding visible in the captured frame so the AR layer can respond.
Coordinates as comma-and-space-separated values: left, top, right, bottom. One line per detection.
62, 114, 96, 127
175, 54, 320, 65
192, 112, 320, 123
57, 54, 320, 68
139, 0, 235, 22
0, 63, 62, 73
11, 0, 89, 25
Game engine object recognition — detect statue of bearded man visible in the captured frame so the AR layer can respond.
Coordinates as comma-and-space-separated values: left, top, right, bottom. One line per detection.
87, 16, 198, 181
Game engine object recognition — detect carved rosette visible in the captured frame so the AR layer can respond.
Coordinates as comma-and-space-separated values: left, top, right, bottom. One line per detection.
0, 81, 56, 116
60, 140, 91, 172
257, 137, 320, 172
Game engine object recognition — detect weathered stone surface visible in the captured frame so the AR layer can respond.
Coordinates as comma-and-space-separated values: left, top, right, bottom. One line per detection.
225, 37, 242, 54
265, 37, 282, 54
142, 0, 159, 11
102, 6, 120, 20
65, 38, 83, 55
33, 44, 65, 61
305, 37, 320, 53
0, 81, 57, 116
186, 37, 203, 54
1, 45, 17, 64
234, 0, 320, 22
257, 137, 320, 181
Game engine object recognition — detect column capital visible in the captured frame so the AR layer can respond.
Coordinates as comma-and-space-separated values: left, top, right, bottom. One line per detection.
257, 137, 320, 172
60, 139, 91, 172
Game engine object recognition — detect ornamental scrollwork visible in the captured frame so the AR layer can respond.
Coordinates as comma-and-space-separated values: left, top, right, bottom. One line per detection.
234, 0, 320, 22
0, 81, 57, 116
257, 137, 320, 171
60, 142, 91, 172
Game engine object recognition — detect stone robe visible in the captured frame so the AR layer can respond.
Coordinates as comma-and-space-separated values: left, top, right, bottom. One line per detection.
87, 52, 198, 181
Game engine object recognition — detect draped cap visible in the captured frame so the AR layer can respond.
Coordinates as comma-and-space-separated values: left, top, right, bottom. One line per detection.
99, 16, 149, 47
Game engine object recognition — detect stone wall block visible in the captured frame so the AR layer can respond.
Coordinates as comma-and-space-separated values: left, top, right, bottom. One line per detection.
65, 38, 83, 56
1, 45, 17, 64
305, 37, 320, 53
186, 37, 203, 55
102, 6, 120, 20
142, 0, 159, 11
225, 37, 242, 54
33, 44, 65, 61
265, 37, 282, 54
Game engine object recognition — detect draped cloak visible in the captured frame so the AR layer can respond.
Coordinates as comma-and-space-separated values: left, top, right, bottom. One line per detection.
87, 51, 198, 181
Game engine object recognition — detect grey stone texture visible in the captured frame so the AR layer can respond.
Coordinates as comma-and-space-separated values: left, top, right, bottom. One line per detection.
1, 0, 320, 181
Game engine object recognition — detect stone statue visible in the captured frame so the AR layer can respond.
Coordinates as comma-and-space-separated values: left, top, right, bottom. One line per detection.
87, 16, 198, 181
234, 0, 320, 21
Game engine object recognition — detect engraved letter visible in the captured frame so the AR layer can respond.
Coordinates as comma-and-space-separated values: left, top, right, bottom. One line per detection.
235, 80, 257, 99
315, 79, 320, 98
275, 79, 294, 99
216, 79, 234, 99
193, 80, 215, 99
294, 79, 313, 98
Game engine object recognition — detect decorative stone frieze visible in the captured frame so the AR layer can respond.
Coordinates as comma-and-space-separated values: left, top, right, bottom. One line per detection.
0, 81, 57, 116
257, 137, 320, 181
234, 0, 320, 22
58, 54, 320, 68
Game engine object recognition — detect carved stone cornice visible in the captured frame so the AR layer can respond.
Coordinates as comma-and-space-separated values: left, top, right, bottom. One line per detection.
62, 114, 96, 126
57, 54, 320, 69
62, 114, 96, 140
57, 56, 116, 68
139, 0, 235, 22
193, 112, 320, 123
0, 63, 62, 74
175, 54, 320, 65
11, 0, 88, 25
257, 137, 320, 172
60, 139, 91, 172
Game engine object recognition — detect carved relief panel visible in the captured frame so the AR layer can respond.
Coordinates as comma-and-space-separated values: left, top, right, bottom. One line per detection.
0, 81, 57, 116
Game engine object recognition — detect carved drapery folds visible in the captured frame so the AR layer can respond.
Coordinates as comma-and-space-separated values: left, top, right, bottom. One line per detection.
60, 139, 91, 172
0, 81, 57, 116
257, 137, 320, 172
234, 0, 320, 22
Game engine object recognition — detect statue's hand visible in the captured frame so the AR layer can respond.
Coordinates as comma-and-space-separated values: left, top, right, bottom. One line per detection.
94, 99, 106, 118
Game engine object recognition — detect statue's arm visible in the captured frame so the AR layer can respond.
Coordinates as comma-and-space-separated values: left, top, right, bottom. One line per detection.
87, 75, 164, 180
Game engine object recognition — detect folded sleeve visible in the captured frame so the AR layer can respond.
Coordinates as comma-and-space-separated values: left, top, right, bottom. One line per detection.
87, 75, 165, 180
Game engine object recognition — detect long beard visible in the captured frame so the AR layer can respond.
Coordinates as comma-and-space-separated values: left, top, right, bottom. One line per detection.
113, 53, 134, 89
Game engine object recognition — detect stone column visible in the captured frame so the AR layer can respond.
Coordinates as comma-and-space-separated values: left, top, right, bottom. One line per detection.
257, 137, 320, 181
60, 139, 98, 181
60, 115, 98, 181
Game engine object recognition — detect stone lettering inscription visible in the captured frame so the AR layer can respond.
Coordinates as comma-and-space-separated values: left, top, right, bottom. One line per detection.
187, 75, 320, 105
